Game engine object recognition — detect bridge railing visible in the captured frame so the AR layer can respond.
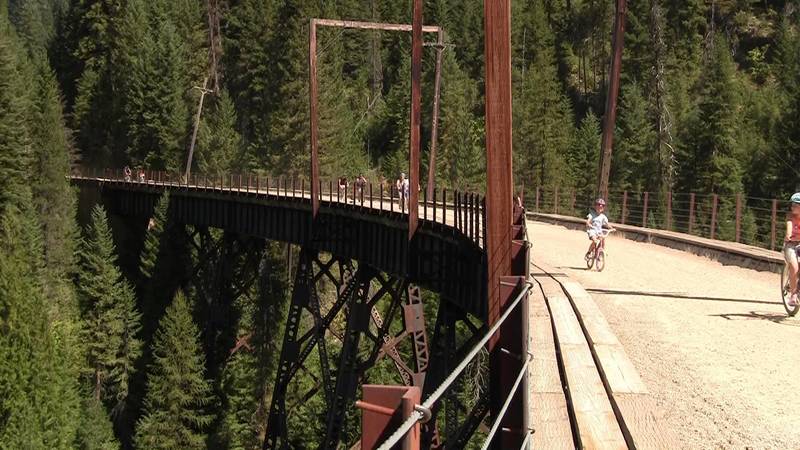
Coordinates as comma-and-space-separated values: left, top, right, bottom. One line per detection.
74, 167, 487, 247
528, 186, 788, 251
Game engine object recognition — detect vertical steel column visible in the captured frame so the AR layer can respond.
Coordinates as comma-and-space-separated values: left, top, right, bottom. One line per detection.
711, 194, 718, 240
484, 0, 525, 448
408, 0, 423, 240
309, 19, 320, 218
666, 192, 672, 230
427, 30, 445, 199
642, 191, 649, 228
597, 0, 627, 200
771, 199, 778, 250
735, 193, 742, 243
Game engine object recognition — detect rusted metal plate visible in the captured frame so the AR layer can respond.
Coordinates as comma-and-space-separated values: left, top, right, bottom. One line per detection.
359, 385, 421, 450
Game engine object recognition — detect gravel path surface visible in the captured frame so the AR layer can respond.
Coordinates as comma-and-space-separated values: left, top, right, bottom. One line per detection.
528, 221, 800, 449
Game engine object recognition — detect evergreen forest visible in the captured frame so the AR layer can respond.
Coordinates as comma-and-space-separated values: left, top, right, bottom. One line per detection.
1, 0, 800, 448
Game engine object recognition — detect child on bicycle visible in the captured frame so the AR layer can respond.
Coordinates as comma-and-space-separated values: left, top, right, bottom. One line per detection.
783, 193, 800, 306
585, 198, 615, 260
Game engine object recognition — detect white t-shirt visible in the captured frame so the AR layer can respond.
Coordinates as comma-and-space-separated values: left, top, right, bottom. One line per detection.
587, 211, 609, 233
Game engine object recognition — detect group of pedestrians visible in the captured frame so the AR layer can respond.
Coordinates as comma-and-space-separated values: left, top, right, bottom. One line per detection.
336, 172, 411, 209
123, 166, 146, 183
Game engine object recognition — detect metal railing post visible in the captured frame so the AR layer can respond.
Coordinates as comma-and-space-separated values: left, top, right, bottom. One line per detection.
711, 194, 718, 240
642, 191, 649, 228
570, 189, 576, 215
554, 186, 559, 215
771, 199, 778, 250
688, 193, 696, 235
735, 193, 742, 243
666, 192, 672, 230
621, 191, 628, 225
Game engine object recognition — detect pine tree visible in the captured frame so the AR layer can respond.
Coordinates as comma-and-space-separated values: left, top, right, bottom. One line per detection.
0, 23, 33, 212
114, 0, 188, 170
773, 11, 800, 194
437, 51, 483, 191
77, 205, 143, 412
197, 90, 242, 174
63, 0, 126, 166
0, 203, 82, 449
677, 34, 743, 196
139, 192, 169, 281
569, 111, 601, 201
513, 1, 574, 190
135, 291, 214, 450
223, 0, 277, 164
612, 82, 657, 192
76, 397, 120, 450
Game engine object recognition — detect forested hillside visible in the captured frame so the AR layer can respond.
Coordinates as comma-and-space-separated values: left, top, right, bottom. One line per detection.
1, 0, 799, 448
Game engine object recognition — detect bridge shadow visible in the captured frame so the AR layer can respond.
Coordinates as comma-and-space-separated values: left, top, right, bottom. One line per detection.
585, 288, 780, 306
711, 311, 800, 327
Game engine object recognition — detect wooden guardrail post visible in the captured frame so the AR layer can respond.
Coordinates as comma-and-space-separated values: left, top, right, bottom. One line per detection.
771, 199, 778, 250
642, 191, 649, 228
710, 194, 718, 240
621, 191, 627, 225
666, 192, 672, 230
688, 193, 695, 235
535, 186, 540, 212
735, 193, 742, 243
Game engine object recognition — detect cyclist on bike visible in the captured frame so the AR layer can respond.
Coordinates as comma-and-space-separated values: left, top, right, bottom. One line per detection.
783, 193, 800, 307
585, 198, 615, 261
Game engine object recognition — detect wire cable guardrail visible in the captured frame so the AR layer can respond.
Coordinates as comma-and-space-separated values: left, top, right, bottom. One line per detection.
376, 281, 533, 450
528, 186, 790, 251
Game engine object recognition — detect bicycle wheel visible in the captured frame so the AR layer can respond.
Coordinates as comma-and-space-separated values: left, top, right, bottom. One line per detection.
596, 250, 606, 272
585, 253, 594, 269
782, 264, 799, 316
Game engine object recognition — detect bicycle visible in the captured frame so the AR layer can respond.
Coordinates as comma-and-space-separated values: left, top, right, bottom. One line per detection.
585, 229, 614, 272
781, 248, 800, 316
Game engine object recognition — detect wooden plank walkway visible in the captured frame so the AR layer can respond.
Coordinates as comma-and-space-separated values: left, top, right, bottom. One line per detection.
529, 282, 574, 449
530, 261, 676, 449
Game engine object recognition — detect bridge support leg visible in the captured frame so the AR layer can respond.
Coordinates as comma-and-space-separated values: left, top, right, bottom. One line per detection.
264, 249, 356, 449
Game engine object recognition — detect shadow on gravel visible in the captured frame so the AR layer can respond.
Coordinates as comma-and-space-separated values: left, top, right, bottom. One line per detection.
586, 288, 780, 306
711, 311, 800, 327
556, 266, 591, 271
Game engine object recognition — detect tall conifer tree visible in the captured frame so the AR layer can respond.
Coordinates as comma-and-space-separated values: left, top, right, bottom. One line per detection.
77, 205, 143, 412
135, 291, 214, 450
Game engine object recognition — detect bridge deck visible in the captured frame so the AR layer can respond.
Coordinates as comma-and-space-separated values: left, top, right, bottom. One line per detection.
529, 220, 800, 448
529, 260, 674, 449
72, 174, 488, 317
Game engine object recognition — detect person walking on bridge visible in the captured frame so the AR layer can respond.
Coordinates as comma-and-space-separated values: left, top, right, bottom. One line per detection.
397, 172, 409, 211
783, 193, 800, 307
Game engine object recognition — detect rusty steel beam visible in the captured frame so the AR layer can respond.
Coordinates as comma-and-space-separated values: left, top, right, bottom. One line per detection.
484, 0, 514, 323
309, 18, 444, 222
483, 0, 528, 448
310, 20, 320, 217
408, 0, 422, 239
597, 0, 627, 200
314, 18, 440, 34
427, 31, 445, 199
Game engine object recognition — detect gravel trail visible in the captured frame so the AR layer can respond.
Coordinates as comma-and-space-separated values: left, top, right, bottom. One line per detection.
529, 221, 800, 449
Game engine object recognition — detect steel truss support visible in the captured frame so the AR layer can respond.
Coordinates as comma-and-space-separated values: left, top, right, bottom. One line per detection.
421, 299, 485, 448
186, 227, 265, 377
264, 247, 437, 449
